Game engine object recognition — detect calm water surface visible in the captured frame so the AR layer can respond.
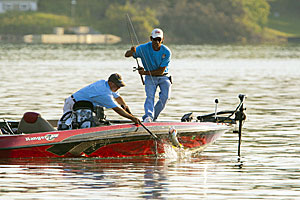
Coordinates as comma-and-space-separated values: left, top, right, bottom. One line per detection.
0, 44, 300, 199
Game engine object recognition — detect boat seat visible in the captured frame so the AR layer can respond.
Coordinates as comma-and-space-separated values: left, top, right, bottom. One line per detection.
73, 100, 94, 111
18, 112, 55, 134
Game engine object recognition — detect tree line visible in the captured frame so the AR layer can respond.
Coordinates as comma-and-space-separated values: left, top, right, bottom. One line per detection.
0, 0, 271, 44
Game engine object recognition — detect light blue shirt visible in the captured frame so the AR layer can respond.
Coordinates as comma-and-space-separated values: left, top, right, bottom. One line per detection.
73, 80, 119, 109
133, 42, 171, 73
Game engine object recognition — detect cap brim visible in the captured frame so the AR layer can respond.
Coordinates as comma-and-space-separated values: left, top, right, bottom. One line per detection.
116, 81, 125, 87
152, 35, 163, 38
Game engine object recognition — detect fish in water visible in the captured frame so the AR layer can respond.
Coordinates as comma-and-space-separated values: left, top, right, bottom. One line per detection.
169, 127, 183, 148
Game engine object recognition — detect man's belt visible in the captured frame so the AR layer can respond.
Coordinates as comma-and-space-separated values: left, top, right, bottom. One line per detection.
151, 73, 168, 77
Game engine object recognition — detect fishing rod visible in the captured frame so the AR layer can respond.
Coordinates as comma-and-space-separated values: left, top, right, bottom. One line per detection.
126, 14, 144, 85
140, 123, 158, 140
122, 103, 158, 140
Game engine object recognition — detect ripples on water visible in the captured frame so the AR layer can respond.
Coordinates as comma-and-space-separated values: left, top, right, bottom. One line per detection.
0, 44, 300, 199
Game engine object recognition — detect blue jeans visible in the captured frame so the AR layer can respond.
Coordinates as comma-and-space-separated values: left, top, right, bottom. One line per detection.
143, 75, 171, 121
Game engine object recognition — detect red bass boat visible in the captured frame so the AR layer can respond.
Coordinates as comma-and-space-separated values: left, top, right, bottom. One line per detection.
0, 95, 246, 159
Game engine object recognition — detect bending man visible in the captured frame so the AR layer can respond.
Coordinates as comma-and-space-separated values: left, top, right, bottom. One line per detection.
62, 73, 140, 124
125, 28, 172, 122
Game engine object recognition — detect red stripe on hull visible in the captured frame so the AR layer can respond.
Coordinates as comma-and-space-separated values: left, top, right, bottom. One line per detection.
0, 139, 163, 158
0, 122, 229, 158
87, 140, 164, 158
0, 133, 222, 158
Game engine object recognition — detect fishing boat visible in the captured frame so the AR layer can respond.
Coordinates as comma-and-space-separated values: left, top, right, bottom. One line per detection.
0, 95, 246, 159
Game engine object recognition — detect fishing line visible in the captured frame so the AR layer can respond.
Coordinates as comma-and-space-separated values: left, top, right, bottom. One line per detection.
126, 14, 144, 85
126, 14, 159, 86
126, 14, 153, 78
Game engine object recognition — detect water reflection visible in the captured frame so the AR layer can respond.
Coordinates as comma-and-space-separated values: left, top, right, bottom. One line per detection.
0, 158, 175, 199
1, 44, 300, 199
0, 156, 227, 199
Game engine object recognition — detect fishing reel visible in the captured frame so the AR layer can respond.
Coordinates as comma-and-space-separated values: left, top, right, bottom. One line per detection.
133, 66, 143, 72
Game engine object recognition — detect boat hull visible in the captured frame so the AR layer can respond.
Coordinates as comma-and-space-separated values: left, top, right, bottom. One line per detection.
0, 122, 229, 158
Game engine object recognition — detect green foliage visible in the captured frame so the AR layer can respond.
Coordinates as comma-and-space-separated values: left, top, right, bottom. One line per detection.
101, 3, 158, 42
38, 0, 71, 16
158, 0, 270, 44
38, 0, 159, 42
267, 0, 300, 36
0, 0, 279, 44
0, 12, 74, 35
241, 0, 270, 32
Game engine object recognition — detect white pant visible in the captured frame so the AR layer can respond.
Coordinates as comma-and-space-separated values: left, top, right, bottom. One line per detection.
63, 96, 75, 114
57, 96, 75, 128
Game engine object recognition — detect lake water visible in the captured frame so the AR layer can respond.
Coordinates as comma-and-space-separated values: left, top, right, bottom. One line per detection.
0, 43, 300, 199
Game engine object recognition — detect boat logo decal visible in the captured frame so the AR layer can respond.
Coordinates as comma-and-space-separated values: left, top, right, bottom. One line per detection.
25, 134, 59, 142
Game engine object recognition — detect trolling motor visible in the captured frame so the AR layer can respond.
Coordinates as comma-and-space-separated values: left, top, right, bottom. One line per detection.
181, 94, 247, 160
198, 94, 246, 159
196, 94, 246, 125
181, 95, 246, 124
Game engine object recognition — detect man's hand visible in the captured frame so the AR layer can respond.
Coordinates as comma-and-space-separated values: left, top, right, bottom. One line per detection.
125, 46, 136, 57
112, 107, 141, 125
130, 46, 136, 53
131, 116, 141, 125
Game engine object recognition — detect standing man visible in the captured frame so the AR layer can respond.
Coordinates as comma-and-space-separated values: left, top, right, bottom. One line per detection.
62, 73, 141, 124
125, 28, 172, 122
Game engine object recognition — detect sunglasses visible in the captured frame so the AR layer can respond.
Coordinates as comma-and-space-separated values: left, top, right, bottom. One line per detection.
152, 37, 162, 42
